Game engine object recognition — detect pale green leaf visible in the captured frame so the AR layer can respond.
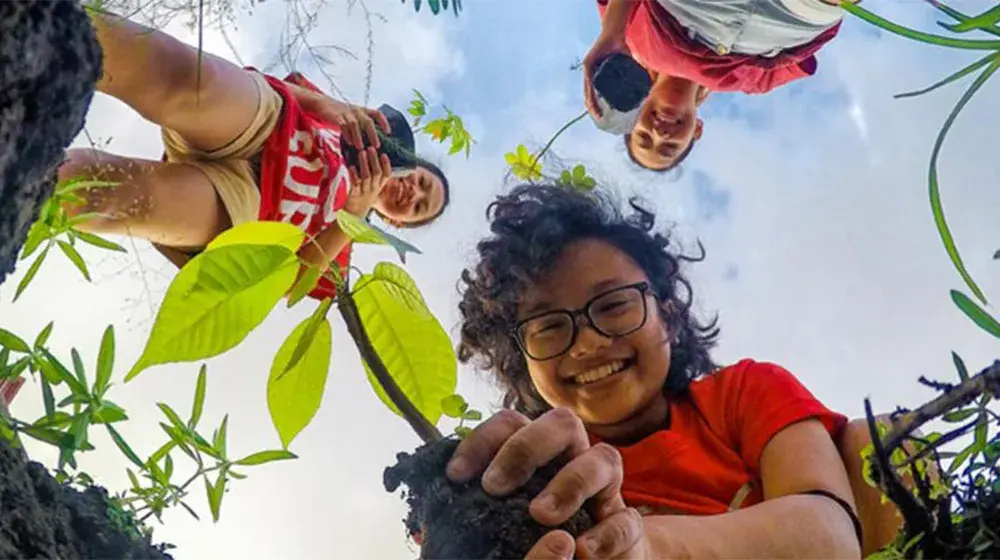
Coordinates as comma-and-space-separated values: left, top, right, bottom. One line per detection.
334, 211, 421, 263
57, 240, 91, 282
286, 265, 321, 308
33, 322, 54, 349
190, 365, 207, 429
126, 244, 298, 380
20, 222, 50, 261
206, 471, 226, 522
441, 394, 468, 418
94, 325, 114, 394
0, 329, 30, 353
234, 449, 298, 466
13, 244, 49, 302
91, 402, 128, 424
354, 264, 457, 425
206, 221, 305, 253
74, 230, 126, 253
267, 316, 332, 448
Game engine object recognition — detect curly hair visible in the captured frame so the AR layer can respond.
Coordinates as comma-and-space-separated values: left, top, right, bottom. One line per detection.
457, 184, 720, 418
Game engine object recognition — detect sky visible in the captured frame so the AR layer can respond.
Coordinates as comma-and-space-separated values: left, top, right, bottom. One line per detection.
2, 0, 999, 557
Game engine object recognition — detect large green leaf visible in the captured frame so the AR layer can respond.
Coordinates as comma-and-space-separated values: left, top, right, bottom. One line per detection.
206, 221, 305, 253
126, 244, 298, 380
353, 263, 456, 425
267, 315, 332, 448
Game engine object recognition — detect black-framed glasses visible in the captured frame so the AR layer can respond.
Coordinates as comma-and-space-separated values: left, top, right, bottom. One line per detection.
512, 282, 656, 361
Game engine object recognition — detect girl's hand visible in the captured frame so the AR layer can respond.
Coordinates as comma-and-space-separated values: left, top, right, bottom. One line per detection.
289, 83, 391, 149
446, 409, 653, 559
582, 29, 631, 120
343, 147, 391, 217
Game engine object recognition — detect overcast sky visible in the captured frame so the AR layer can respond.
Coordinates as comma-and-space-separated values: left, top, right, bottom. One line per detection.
2, 0, 999, 557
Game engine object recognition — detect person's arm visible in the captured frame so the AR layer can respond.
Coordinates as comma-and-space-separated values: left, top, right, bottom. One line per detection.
643, 419, 861, 559
600, 0, 639, 36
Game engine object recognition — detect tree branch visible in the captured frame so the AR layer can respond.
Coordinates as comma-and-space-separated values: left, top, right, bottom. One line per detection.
338, 292, 442, 443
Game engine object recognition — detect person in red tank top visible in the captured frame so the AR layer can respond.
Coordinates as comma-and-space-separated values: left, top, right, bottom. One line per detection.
584, 0, 848, 172
55, 9, 451, 303
446, 184, 908, 557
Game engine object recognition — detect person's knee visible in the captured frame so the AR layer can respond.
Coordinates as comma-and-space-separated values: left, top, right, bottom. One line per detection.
58, 149, 142, 232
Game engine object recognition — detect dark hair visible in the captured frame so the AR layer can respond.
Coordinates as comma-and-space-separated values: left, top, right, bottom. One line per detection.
624, 133, 695, 172
373, 160, 451, 228
457, 184, 720, 417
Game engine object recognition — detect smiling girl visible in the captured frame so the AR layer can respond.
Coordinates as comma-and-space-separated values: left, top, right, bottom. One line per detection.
450, 184, 905, 558
59, 10, 450, 300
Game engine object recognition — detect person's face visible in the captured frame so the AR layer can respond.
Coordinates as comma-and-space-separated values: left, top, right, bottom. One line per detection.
628, 94, 703, 170
514, 238, 672, 429
376, 166, 445, 225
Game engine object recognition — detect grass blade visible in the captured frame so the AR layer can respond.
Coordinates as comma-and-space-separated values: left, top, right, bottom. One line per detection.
926, 1, 1000, 37
895, 52, 998, 99
928, 58, 1000, 306
842, 3, 1000, 49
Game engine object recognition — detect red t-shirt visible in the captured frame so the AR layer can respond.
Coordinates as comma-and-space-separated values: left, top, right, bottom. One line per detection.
597, 0, 841, 94
591, 359, 847, 515
255, 71, 352, 300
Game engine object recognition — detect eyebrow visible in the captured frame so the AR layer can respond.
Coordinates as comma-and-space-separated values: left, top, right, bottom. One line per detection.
520, 277, 631, 317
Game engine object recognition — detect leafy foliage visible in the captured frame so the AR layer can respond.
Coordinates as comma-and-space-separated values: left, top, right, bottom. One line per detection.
503, 111, 597, 192
408, 90, 475, 157
403, 0, 463, 17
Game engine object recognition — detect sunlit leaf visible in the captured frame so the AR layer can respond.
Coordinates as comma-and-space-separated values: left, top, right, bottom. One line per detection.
505, 144, 543, 180
75, 230, 126, 253
94, 325, 115, 395
943, 4, 1000, 33
92, 402, 128, 424
286, 265, 321, 308
33, 322, 54, 350
190, 365, 207, 429
20, 223, 50, 261
158, 403, 186, 432
214, 414, 229, 458
335, 210, 422, 263
126, 244, 298, 380
951, 289, 1000, 338
205, 470, 226, 522
39, 350, 88, 396
57, 240, 91, 282
32, 411, 73, 429
234, 449, 298, 466
267, 315, 332, 448
147, 441, 175, 466
0, 329, 30, 353
441, 394, 468, 418
354, 264, 457, 425
13, 244, 50, 302
205, 220, 305, 254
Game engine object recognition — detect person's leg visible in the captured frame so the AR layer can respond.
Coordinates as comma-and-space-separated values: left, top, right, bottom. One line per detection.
92, 11, 261, 153
837, 416, 938, 557
60, 148, 230, 248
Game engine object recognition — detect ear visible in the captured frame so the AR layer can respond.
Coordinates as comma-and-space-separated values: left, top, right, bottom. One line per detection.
693, 118, 704, 142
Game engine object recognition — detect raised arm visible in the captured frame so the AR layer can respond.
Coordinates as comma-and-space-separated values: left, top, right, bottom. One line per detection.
643, 420, 861, 558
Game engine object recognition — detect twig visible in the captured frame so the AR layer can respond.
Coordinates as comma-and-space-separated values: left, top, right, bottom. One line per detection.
337, 292, 442, 443
881, 360, 1000, 455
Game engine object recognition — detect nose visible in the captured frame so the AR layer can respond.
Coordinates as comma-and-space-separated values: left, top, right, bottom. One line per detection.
567, 321, 611, 359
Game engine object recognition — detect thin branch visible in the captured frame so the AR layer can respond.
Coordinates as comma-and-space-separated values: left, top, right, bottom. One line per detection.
337, 291, 442, 443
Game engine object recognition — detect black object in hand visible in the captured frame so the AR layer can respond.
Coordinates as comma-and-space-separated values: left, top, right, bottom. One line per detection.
341, 104, 419, 172
592, 53, 652, 113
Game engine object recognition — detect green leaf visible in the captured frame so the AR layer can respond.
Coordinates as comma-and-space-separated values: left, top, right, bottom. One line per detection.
206, 469, 227, 522
107, 424, 144, 468
14, 243, 49, 302
462, 409, 482, 421
504, 144, 543, 180
894, 52, 998, 100
944, 4, 1000, 33
334, 210, 422, 263
214, 414, 229, 458
354, 263, 457, 425
69, 413, 89, 451
0, 328, 30, 353
951, 289, 1000, 338
234, 449, 298, 466
20, 222, 51, 261
58, 394, 91, 408
943, 408, 977, 423
974, 416, 988, 452
34, 322, 54, 350
147, 441, 175, 466
57, 240, 91, 282
39, 350, 89, 397
842, 3, 1000, 49
205, 220, 305, 254
74, 230, 126, 253
928, 59, 1000, 307
267, 315, 332, 448
21, 425, 93, 451
455, 426, 472, 439
0, 357, 29, 381
159, 423, 196, 460
190, 365, 207, 429
91, 401, 128, 424
40, 377, 56, 420
441, 394, 468, 418
157, 403, 186, 431
71, 349, 86, 386
32, 411, 73, 429
127, 468, 142, 491
126, 244, 299, 381
949, 442, 977, 474
952, 351, 970, 382
94, 325, 115, 394
286, 265, 321, 308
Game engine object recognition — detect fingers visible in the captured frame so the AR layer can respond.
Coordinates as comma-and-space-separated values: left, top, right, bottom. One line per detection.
530, 443, 626, 526
377, 152, 392, 181
482, 408, 590, 496
576, 508, 645, 559
583, 67, 602, 119
368, 108, 392, 134
357, 108, 381, 149
524, 530, 575, 560
357, 146, 373, 188
447, 409, 531, 483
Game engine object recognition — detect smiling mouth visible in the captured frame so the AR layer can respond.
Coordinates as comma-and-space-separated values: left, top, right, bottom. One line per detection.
570, 359, 633, 385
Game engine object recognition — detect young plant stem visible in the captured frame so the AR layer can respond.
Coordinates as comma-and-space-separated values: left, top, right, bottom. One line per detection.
531, 110, 588, 168
337, 291, 443, 443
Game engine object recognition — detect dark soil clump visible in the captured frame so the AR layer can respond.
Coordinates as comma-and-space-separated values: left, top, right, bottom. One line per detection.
592, 53, 652, 113
0, 437, 173, 559
384, 438, 595, 559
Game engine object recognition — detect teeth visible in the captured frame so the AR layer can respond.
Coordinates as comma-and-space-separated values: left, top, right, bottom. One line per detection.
573, 360, 625, 385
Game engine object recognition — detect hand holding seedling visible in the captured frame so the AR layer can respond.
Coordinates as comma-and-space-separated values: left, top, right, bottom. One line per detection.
446, 408, 651, 559
286, 78, 390, 150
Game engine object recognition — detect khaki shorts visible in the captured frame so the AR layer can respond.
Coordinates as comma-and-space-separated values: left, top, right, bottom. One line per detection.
154, 71, 283, 268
